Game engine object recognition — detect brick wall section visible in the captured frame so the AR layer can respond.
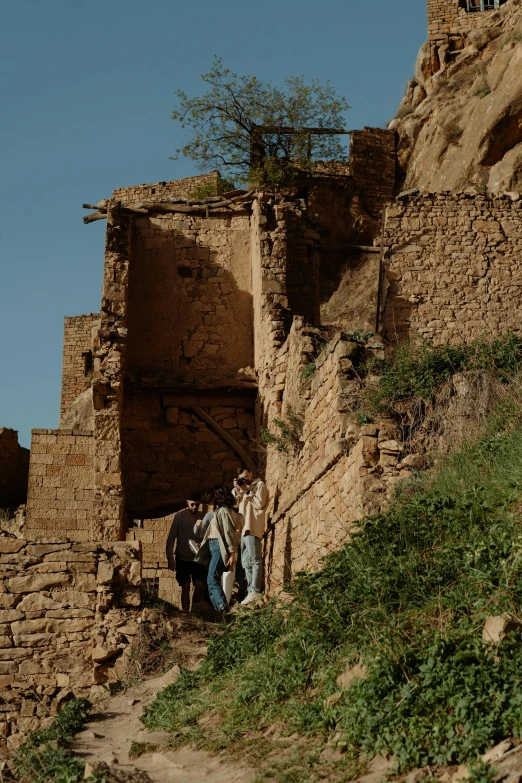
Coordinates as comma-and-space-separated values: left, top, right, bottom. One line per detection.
263, 323, 412, 591
427, 0, 510, 40
0, 430, 29, 507
349, 129, 397, 220
25, 430, 95, 541
0, 538, 141, 749
60, 314, 100, 420
113, 172, 220, 205
126, 514, 182, 605
383, 192, 522, 344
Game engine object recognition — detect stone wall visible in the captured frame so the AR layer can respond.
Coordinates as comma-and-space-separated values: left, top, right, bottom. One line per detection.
126, 212, 253, 385
0, 430, 29, 508
383, 191, 522, 344
349, 129, 397, 220
427, 0, 510, 40
262, 321, 410, 591
126, 514, 181, 605
60, 314, 100, 421
0, 538, 141, 749
113, 172, 220, 205
26, 430, 95, 542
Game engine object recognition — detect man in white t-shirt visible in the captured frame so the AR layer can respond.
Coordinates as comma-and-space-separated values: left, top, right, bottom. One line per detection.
233, 466, 269, 606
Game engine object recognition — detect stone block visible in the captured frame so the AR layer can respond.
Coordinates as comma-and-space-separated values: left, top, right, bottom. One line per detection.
8, 574, 70, 594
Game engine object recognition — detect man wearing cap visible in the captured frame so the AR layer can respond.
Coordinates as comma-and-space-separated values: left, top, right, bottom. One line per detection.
166, 493, 206, 613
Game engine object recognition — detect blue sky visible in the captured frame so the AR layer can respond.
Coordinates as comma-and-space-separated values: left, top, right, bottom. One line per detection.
0, 0, 425, 447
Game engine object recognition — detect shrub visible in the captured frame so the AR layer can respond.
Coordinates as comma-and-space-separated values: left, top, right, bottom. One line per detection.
260, 407, 303, 453
191, 176, 236, 201
443, 118, 464, 143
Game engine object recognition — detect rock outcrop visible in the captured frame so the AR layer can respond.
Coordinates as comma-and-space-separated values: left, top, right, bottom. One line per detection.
391, 0, 522, 192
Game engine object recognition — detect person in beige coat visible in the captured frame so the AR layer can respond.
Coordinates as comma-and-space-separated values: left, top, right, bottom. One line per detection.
233, 466, 269, 606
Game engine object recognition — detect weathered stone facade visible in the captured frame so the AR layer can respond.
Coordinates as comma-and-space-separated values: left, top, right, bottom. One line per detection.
382, 191, 522, 344
428, 0, 510, 41
0, 538, 141, 749
0, 430, 29, 509
60, 314, 100, 421
113, 172, 220, 205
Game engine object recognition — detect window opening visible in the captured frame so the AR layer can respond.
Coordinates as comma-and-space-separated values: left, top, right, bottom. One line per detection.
466, 0, 503, 10
82, 350, 93, 377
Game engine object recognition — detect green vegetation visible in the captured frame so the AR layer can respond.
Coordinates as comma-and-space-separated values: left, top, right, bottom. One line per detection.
143, 360, 522, 777
260, 407, 303, 453
190, 175, 237, 201
14, 698, 92, 782
171, 56, 350, 185
364, 333, 522, 416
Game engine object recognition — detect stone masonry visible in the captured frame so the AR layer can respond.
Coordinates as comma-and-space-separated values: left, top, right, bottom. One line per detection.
382, 191, 522, 344
428, 0, 510, 41
0, 538, 141, 749
60, 314, 100, 422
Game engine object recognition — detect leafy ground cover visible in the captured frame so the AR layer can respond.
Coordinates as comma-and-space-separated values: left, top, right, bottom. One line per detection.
142, 348, 522, 779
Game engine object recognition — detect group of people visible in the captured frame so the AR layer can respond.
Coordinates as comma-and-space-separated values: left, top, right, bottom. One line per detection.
165, 466, 269, 614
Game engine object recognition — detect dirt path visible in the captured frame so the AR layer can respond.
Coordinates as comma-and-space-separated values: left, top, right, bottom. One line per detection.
68, 612, 256, 782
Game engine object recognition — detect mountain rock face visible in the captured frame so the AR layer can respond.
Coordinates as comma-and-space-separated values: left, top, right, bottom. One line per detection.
391, 0, 522, 193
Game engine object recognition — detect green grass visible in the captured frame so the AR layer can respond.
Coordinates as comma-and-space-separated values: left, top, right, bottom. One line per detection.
14, 698, 92, 783
143, 376, 522, 775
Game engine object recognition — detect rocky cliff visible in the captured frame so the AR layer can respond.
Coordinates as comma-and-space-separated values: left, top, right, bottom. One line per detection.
391, 0, 522, 192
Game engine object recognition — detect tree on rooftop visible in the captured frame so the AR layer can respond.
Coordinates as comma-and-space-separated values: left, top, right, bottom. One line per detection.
171, 57, 350, 187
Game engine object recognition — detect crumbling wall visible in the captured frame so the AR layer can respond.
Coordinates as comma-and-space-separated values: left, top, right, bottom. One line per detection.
428, 0, 509, 40
0, 430, 29, 508
262, 322, 410, 592
113, 172, 220, 205
25, 430, 95, 542
383, 191, 522, 344
0, 539, 141, 749
60, 314, 100, 421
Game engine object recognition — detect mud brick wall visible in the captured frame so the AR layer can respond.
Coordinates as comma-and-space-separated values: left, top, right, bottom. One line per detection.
126, 212, 253, 385
60, 314, 100, 420
383, 192, 522, 345
0, 430, 29, 507
122, 388, 255, 517
349, 129, 397, 220
0, 539, 141, 749
113, 172, 220, 205
263, 322, 411, 592
25, 430, 95, 541
428, 0, 510, 40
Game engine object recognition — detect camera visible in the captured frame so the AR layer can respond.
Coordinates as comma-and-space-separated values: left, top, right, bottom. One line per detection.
237, 478, 248, 487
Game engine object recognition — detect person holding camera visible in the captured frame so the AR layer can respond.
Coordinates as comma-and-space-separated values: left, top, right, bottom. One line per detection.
233, 466, 269, 606
166, 493, 206, 613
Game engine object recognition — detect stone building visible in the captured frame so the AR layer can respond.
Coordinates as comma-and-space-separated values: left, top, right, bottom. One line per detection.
428, 0, 510, 40
23, 129, 397, 600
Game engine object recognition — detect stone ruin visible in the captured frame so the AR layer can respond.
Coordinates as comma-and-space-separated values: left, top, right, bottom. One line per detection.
3, 0, 522, 750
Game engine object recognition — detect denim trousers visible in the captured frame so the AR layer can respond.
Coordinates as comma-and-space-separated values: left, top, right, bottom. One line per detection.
207, 539, 228, 611
241, 534, 263, 594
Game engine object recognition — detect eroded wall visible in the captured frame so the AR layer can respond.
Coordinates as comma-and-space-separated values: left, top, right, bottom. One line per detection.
0, 539, 141, 749
383, 192, 522, 344
60, 314, 100, 421
113, 172, 220, 205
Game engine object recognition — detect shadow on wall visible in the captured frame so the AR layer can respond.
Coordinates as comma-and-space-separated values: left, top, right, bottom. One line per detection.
122, 216, 256, 521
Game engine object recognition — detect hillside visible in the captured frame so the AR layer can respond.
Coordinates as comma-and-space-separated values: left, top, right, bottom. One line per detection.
391, 0, 522, 192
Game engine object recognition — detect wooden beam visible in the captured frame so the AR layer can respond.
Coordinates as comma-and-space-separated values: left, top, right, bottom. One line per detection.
193, 407, 257, 475
83, 213, 107, 224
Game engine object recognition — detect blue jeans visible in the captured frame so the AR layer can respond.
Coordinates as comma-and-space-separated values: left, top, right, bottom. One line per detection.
241, 534, 263, 594
207, 539, 228, 612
